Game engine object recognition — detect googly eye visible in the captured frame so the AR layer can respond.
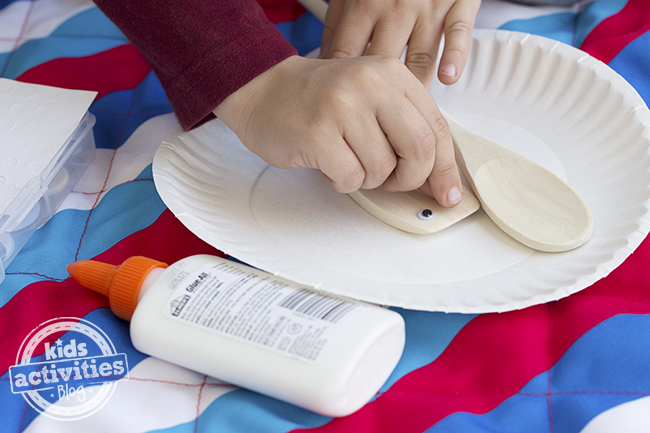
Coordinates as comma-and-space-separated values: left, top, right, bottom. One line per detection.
418, 209, 434, 220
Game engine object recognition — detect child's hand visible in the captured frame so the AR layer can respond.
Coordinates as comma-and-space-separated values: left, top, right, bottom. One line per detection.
213, 55, 462, 207
319, 0, 481, 87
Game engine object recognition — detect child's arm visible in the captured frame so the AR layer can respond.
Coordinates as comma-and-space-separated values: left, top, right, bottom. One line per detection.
92, 0, 297, 130
94, 0, 463, 206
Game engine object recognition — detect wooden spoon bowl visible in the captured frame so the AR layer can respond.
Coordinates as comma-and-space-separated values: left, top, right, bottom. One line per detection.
442, 109, 593, 252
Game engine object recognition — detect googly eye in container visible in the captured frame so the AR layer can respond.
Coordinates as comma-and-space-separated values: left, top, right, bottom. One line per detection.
0, 112, 96, 284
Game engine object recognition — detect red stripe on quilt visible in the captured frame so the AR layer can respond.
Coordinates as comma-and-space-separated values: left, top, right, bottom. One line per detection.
15, 44, 152, 100
257, 0, 306, 23
293, 236, 650, 432
580, 0, 650, 64
0, 209, 224, 375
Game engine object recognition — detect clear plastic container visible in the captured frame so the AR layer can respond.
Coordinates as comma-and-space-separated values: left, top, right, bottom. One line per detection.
0, 112, 96, 283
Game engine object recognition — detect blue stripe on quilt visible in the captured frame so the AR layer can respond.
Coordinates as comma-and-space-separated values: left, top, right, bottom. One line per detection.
91, 72, 172, 150
424, 313, 650, 433
0, 7, 126, 79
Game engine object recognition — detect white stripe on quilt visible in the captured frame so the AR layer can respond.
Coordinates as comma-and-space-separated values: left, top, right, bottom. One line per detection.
0, 0, 94, 53
579, 396, 650, 433
59, 113, 180, 212
475, 0, 583, 30
22, 356, 236, 433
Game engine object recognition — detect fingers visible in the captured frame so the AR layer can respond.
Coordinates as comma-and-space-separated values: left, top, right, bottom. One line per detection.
437, 0, 481, 85
319, 0, 344, 59
418, 113, 463, 207
375, 94, 436, 192
313, 75, 439, 194
365, 12, 415, 60
322, 0, 374, 59
325, 113, 436, 195
216, 54, 462, 206
401, 79, 462, 207
378, 106, 462, 208
343, 121, 398, 190
321, 0, 479, 88
316, 138, 367, 193
317, 114, 403, 193
321, 59, 462, 205
302, 103, 399, 193
404, 19, 441, 89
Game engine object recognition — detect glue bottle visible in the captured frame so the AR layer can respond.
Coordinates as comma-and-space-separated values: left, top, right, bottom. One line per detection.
67, 254, 405, 417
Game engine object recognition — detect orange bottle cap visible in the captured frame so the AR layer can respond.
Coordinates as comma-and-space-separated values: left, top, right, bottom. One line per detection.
67, 256, 168, 321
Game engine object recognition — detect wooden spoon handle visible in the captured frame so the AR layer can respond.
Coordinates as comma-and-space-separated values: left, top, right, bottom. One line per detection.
439, 108, 515, 176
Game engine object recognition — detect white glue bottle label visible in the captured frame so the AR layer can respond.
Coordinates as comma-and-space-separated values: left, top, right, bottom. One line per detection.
162, 260, 363, 363
67, 254, 405, 417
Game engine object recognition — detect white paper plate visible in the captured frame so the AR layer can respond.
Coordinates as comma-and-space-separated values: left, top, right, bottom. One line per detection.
152, 30, 650, 313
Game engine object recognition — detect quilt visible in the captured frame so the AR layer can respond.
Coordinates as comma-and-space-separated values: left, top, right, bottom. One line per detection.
1, 0, 650, 431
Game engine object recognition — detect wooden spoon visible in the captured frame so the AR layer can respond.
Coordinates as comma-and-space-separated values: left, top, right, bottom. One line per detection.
440, 108, 593, 252
349, 187, 480, 235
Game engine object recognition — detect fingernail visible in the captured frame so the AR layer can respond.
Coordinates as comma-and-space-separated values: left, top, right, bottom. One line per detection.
441, 64, 457, 78
447, 186, 461, 205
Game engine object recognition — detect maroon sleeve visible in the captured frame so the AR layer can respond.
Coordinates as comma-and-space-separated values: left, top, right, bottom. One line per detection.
93, 0, 298, 130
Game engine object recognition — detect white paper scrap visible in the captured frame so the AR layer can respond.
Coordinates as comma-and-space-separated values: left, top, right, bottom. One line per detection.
0, 78, 97, 212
